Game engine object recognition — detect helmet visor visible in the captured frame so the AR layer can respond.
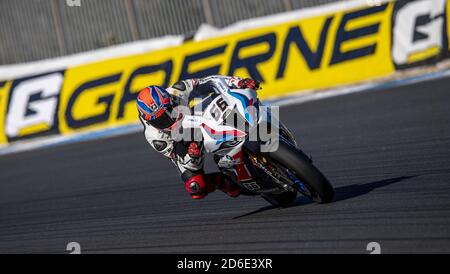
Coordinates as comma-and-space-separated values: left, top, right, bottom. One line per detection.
148, 109, 176, 130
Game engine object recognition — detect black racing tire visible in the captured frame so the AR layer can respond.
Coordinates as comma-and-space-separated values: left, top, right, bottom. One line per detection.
267, 139, 335, 203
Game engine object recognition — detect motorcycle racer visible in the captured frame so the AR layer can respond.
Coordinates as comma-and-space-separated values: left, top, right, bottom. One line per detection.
136, 75, 260, 200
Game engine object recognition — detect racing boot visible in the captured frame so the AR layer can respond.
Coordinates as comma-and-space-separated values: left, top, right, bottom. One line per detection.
205, 172, 241, 198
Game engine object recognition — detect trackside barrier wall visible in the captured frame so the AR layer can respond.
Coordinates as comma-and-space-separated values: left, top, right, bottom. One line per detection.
0, 0, 448, 145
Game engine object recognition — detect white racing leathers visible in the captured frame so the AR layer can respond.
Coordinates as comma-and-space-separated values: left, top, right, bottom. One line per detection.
138, 75, 245, 181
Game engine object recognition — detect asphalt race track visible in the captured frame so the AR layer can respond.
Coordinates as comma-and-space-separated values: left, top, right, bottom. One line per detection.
1, 77, 450, 254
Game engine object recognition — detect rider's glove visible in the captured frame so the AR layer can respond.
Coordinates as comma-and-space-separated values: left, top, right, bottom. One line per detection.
188, 142, 202, 158
238, 78, 260, 90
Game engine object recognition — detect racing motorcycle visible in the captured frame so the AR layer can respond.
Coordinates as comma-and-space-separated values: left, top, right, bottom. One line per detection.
180, 79, 334, 206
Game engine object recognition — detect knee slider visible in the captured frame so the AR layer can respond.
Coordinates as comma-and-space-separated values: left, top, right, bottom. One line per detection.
184, 174, 209, 199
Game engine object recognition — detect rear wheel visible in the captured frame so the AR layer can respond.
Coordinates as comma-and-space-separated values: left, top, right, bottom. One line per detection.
267, 139, 334, 203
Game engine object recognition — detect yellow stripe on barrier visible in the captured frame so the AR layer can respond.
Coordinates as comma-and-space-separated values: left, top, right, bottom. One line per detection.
0, 81, 11, 144
18, 123, 51, 137
407, 47, 441, 64
447, 0, 450, 52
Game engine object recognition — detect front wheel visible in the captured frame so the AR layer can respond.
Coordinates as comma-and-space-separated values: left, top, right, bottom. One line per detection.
267, 139, 334, 203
